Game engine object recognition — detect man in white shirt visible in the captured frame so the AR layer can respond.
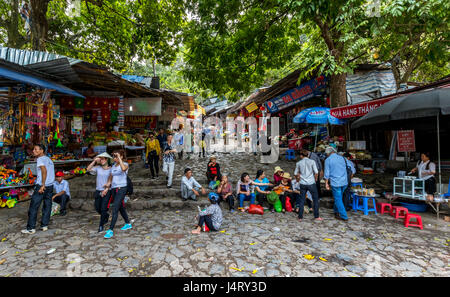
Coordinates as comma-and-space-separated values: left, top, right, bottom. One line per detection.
294, 150, 321, 221
22, 144, 55, 234
181, 168, 206, 201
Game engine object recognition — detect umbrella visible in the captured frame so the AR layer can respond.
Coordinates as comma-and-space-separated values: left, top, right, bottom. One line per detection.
351, 87, 450, 193
293, 107, 346, 151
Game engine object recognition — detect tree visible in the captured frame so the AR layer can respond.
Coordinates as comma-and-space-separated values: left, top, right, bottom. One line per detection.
0, 0, 28, 48
371, 0, 450, 87
182, 0, 376, 106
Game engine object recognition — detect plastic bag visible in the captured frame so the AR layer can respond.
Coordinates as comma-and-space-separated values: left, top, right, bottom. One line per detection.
267, 191, 279, 204
248, 204, 264, 215
51, 202, 60, 216
285, 197, 293, 212
202, 223, 210, 232
274, 199, 282, 212
209, 180, 219, 190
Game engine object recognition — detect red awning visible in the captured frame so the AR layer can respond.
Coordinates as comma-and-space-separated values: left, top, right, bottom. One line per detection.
330, 97, 394, 119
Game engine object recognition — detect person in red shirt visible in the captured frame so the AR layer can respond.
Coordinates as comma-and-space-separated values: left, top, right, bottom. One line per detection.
206, 156, 222, 183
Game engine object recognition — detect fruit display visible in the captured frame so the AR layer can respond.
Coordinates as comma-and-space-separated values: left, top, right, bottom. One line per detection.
84, 131, 138, 146
50, 154, 76, 161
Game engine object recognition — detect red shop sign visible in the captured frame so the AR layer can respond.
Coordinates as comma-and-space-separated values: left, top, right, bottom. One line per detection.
330, 97, 393, 119
397, 130, 416, 152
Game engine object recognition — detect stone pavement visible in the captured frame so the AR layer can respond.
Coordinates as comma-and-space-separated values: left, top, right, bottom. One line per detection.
0, 152, 448, 277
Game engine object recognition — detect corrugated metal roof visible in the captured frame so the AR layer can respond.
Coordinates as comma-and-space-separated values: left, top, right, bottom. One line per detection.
0, 46, 81, 66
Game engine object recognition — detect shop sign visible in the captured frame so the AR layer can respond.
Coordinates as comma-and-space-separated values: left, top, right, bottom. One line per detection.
397, 130, 415, 152
330, 97, 393, 119
125, 116, 157, 129
246, 102, 258, 113
264, 75, 327, 113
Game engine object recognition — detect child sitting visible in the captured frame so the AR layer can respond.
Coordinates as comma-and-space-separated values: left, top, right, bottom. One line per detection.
52, 171, 71, 216
191, 193, 223, 234
206, 156, 222, 183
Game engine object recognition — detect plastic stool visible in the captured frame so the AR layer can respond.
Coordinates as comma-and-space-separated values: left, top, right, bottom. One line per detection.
390, 206, 408, 219
404, 213, 423, 229
351, 182, 363, 189
376, 202, 392, 215
285, 149, 295, 160
354, 195, 377, 215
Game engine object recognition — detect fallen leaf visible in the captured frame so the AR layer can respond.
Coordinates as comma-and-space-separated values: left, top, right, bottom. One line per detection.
252, 269, 258, 274
219, 230, 226, 233
319, 257, 327, 262
0, 250, 7, 256
175, 211, 180, 213
303, 254, 315, 260
249, 242, 257, 245
117, 258, 123, 261
0, 259, 6, 265
230, 267, 244, 272
1, 238, 7, 242
148, 258, 152, 262
225, 233, 231, 235
128, 268, 134, 273
324, 238, 332, 241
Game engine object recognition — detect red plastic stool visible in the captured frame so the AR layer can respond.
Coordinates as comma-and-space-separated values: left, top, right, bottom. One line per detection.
390, 206, 408, 219
376, 202, 392, 215
404, 213, 423, 230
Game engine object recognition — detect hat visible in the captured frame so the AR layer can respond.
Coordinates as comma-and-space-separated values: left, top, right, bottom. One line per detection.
209, 155, 217, 161
282, 172, 292, 180
97, 152, 113, 159
325, 146, 337, 155
208, 192, 220, 203
274, 166, 283, 174
55, 171, 64, 177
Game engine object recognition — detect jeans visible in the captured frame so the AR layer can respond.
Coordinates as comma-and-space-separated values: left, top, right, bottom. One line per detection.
162, 161, 175, 186
109, 187, 130, 230
26, 185, 54, 230
94, 190, 111, 228
238, 193, 255, 208
292, 192, 312, 209
219, 193, 235, 210
298, 184, 320, 219
181, 184, 201, 200
53, 194, 70, 212
331, 185, 348, 220
198, 215, 217, 231
316, 179, 322, 198
147, 153, 159, 178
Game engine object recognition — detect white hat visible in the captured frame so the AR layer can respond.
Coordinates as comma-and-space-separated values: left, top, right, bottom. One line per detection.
325, 146, 336, 155
97, 152, 113, 159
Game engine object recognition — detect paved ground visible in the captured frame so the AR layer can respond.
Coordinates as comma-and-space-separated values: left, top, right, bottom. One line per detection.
0, 152, 449, 277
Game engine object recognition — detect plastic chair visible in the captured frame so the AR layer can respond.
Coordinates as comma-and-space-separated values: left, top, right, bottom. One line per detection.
354, 195, 377, 215
376, 202, 392, 215
404, 213, 423, 230
285, 149, 295, 160
351, 182, 363, 189
390, 206, 408, 219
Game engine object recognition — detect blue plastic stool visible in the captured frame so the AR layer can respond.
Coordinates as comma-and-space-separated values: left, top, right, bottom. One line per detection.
285, 149, 295, 160
354, 195, 377, 215
351, 182, 363, 189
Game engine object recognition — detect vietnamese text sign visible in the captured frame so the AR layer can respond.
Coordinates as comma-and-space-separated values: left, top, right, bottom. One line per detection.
264, 76, 327, 113
330, 97, 393, 119
397, 130, 415, 152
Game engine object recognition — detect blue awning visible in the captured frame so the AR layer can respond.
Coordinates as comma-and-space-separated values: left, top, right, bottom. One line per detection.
0, 65, 84, 98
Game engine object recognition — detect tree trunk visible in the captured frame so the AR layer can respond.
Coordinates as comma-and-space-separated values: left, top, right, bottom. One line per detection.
329, 73, 347, 108
30, 0, 49, 51
5, 0, 27, 48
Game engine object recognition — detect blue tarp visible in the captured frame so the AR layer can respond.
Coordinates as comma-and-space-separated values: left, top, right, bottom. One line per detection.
0, 65, 84, 98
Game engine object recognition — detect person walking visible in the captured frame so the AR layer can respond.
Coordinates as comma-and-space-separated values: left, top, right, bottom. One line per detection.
104, 150, 132, 239
173, 128, 184, 160
294, 150, 321, 221
324, 147, 349, 221
156, 128, 167, 150
145, 132, 161, 179
22, 144, 55, 234
343, 152, 356, 211
162, 134, 177, 188
303, 149, 323, 198
87, 153, 113, 232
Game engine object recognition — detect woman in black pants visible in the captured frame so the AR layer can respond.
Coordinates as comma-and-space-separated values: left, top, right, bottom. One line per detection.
145, 132, 161, 179
87, 152, 113, 232
104, 149, 132, 239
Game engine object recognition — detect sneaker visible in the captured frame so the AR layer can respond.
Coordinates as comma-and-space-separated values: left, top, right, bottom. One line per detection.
121, 223, 132, 231
104, 229, 114, 239
21, 229, 36, 235
41, 226, 48, 231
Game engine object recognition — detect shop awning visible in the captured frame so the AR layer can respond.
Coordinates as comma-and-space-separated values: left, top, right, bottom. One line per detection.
330, 97, 394, 119
0, 64, 85, 98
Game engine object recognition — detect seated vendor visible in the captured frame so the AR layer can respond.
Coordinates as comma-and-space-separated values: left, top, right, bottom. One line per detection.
85, 143, 97, 158
52, 171, 71, 216
410, 152, 436, 200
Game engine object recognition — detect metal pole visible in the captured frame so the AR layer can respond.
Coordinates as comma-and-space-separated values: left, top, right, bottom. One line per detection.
437, 114, 442, 193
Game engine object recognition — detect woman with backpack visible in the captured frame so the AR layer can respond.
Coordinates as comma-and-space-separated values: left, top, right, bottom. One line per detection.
409, 152, 436, 200
104, 149, 132, 239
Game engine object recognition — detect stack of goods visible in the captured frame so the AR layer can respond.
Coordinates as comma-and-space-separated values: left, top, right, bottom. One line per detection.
0, 167, 35, 188
70, 166, 87, 176
353, 187, 376, 197
50, 154, 76, 161
84, 131, 139, 146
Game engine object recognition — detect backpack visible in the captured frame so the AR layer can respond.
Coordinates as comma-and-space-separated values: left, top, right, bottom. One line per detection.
126, 175, 133, 195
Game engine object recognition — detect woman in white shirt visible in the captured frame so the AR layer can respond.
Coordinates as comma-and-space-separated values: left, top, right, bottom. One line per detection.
104, 150, 132, 239
410, 152, 436, 200
87, 152, 113, 233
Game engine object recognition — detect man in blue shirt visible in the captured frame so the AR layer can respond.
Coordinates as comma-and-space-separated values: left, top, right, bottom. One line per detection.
52, 171, 71, 216
324, 147, 349, 221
